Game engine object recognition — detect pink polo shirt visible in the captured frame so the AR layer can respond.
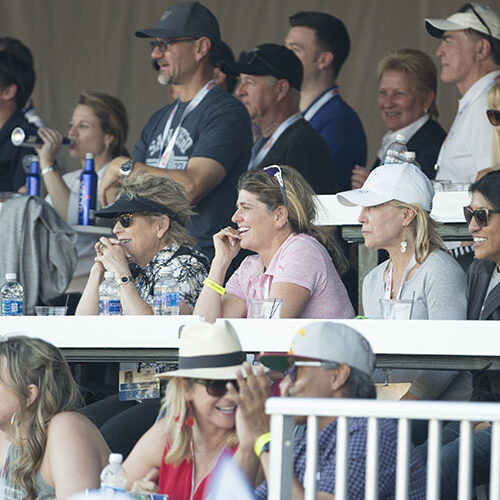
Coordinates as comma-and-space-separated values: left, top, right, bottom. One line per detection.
226, 233, 354, 318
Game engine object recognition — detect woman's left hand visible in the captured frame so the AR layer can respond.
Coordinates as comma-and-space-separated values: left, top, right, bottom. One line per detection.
94, 237, 131, 276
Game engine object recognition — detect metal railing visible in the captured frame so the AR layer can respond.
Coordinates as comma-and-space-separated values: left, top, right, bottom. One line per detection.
266, 398, 500, 500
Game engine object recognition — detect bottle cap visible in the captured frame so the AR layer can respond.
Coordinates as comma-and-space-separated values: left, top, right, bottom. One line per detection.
5, 273, 17, 280
85, 152, 95, 159
109, 453, 123, 464
395, 134, 407, 143
104, 271, 116, 279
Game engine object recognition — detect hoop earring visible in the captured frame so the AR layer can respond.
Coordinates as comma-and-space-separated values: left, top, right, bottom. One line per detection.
400, 227, 408, 254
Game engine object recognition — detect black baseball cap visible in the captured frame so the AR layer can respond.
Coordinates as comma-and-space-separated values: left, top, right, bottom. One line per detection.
221, 43, 303, 91
95, 193, 184, 226
135, 1, 221, 44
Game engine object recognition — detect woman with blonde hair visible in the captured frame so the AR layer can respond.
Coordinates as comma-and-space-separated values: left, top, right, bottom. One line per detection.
0, 336, 109, 499
36, 91, 129, 292
123, 321, 259, 498
338, 163, 470, 406
194, 165, 353, 322
352, 48, 446, 187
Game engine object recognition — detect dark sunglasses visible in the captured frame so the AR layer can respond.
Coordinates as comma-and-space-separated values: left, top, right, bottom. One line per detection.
149, 37, 197, 53
487, 109, 500, 127
463, 205, 500, 227
459, 3, 493, 44
114, 213, 134, 228
195, 379, 239, 397
263, 165, 288, 208
284, 361, 338, 382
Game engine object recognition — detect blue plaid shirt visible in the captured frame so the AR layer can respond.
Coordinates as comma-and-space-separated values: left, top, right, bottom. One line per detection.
254, 417, 426, 499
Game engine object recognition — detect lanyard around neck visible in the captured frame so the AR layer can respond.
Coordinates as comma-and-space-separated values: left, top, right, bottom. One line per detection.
247, 113, 302, 171
384, 254, 417, 300
159, 79, 217, 168
303, 86, 339, 122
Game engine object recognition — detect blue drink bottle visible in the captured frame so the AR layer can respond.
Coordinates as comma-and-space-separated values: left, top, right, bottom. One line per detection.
26, 155, 41, 196
78, 153, 97, 225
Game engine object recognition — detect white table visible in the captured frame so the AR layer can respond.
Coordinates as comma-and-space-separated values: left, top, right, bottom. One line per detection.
1, 316, 499, 371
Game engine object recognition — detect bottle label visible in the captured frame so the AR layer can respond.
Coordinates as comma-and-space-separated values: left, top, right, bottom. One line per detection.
1, 299, 23, 316
99, 298, 121, 315
100, 486, 126, 495
166, 291, 179, 308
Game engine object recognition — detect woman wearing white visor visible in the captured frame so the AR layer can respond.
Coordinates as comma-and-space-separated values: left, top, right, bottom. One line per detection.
337, 163, 471, 436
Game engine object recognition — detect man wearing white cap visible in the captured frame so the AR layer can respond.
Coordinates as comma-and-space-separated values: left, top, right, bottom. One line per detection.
231, 321, 426, 499
426, 3, 500, 183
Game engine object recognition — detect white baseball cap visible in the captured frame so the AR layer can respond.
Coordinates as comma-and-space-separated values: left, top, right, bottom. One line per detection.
336, 163, 434, 211
425, 3, 500, 40
259, 322, 375, 376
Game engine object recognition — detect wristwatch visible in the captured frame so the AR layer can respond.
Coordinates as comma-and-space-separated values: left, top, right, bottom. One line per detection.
117, 275, 133, 286
120, 160, 135, 179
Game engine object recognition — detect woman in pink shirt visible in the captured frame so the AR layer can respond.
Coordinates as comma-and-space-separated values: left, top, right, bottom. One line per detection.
194, 165, 354, 321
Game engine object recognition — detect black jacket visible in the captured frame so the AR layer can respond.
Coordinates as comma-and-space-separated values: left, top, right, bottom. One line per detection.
467, 259, 500, 401
372, 118, 447, 179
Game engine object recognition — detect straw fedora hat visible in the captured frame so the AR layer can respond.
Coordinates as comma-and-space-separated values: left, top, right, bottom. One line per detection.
157, 320, 247, 380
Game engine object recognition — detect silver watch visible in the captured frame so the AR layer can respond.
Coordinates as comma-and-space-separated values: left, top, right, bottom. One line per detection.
120, 160, 135, 179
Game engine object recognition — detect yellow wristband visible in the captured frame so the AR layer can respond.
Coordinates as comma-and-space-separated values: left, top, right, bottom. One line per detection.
203, 277, 226, 295
254, 432, 271, 457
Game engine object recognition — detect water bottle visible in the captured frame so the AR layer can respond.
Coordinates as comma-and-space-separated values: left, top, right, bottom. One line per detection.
1, 273, 24, 316
78, 153, 97, 225
26, 155, 41, 196
11, 126, 73, 148
99, 272, 121, 316
403, 151, 422, 171
383, 134, 407, 164
153, 268, 179, 315
100, 453, 127, 494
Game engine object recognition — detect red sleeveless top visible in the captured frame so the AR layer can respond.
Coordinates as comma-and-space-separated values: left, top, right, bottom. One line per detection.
158, 444, 237, 500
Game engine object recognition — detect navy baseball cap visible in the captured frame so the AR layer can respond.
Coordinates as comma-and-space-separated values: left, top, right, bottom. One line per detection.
221, 43, 303, 91
135, 1, 221, 44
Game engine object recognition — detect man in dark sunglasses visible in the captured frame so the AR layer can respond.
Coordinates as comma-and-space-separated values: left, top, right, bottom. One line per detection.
220, 43, 337, 195
230, 322, 426, 499
425, 3, 500, 184
98, 1, 252, 263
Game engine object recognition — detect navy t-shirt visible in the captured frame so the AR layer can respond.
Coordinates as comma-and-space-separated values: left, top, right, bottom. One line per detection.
306, 89, 367, 191
0, 110, 35, 192
133, 87, 252, 260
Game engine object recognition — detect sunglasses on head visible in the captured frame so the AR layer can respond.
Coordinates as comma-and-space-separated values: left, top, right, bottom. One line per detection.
114, 213, 134, 228
487, 109, 500, 127
240, 49, 282, 78
263, 165, 288, 208
149, 37, 198, 53
459, 3, 493, 44
284, 360, 338, 382
195, 379, 239, 397
463, 205, 500, 227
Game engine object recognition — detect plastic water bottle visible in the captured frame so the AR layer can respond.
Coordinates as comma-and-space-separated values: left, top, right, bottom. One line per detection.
403, 151, 422, 170
383, 134, 407, 164
99, 272, 121, 316
153, 269, 179, 315
100, 453, 127, 493
26, 155, 41, 196
78, 152, 97, 225
1, 273, 24, 316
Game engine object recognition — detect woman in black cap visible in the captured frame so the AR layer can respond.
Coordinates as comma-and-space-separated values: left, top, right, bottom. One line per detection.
76, 173, 208, 315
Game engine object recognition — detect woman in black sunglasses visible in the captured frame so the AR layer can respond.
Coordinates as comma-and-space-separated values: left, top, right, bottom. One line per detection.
485, 81, 500, 176
433, 172, 500, 500
122, 321, 260, 498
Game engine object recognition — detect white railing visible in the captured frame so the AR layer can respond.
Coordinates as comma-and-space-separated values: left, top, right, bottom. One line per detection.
266, 398, 500, 500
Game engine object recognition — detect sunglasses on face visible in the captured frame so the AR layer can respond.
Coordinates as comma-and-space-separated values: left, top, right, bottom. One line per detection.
263, 165, 288, 208
284, 360, 338, 382
149, 37, 197, 53
463, 205, 500, 228
114, 213, 134, 228
195, 379, 239, 398
487, 109, 500, 127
